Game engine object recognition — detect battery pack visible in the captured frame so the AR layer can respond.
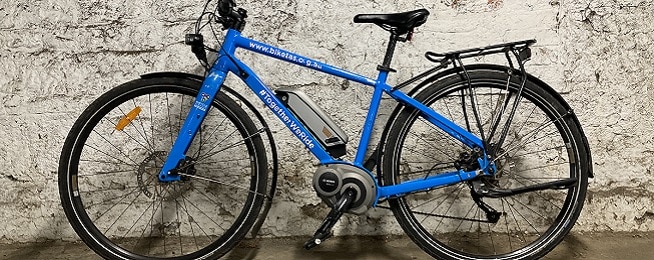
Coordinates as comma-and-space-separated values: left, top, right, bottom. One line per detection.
275, 89, 348, 158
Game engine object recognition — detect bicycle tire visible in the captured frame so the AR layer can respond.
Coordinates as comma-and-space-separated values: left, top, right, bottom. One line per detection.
381, 67, 590, 259
59, 77, 268, 260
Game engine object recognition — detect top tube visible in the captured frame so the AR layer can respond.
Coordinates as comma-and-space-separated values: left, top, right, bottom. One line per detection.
223, 29, 378, 86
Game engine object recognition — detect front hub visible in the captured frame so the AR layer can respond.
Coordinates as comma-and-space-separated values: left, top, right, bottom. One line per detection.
158, 157, 197, 182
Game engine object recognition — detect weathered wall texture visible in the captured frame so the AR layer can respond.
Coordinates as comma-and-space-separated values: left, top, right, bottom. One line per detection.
0, 0, 652, 242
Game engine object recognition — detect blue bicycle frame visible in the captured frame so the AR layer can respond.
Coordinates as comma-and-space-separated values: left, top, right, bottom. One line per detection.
159, 29, 493, 203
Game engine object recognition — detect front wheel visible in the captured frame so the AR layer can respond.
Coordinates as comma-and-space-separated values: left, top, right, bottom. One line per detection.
58, 77, 268, 259
381, 67, 590, 259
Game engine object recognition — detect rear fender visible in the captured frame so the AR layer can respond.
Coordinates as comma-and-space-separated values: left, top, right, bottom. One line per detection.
376, 64, 593, 180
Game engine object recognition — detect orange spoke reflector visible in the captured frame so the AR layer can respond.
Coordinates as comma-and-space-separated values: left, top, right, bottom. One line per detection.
115, 106, 142, 131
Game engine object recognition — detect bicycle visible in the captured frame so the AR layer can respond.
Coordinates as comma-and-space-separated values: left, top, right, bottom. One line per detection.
58, 0, 593, 259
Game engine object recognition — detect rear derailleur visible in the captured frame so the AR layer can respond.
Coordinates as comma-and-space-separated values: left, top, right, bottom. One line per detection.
454, 149, 501, 223
469, 179, 502, 223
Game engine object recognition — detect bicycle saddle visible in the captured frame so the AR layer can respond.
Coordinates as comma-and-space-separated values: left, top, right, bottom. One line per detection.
354, 9, 429, 35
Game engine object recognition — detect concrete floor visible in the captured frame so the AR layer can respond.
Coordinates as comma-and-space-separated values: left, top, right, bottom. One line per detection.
1, 232, 652, 259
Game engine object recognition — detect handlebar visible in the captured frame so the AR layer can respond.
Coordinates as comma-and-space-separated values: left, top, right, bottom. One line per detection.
186, 0, 248, 68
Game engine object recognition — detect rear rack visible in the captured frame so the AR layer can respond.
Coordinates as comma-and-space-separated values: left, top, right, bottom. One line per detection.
424, 39, 536, 64
393, 39, 538, 160
394, 39, 535, 91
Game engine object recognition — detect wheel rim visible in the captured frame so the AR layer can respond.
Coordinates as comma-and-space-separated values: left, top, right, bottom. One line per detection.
63, 84, 265, 259
388, 76, 585, 259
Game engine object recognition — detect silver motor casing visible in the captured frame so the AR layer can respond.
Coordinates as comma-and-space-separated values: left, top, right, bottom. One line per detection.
313, 164, 377, 215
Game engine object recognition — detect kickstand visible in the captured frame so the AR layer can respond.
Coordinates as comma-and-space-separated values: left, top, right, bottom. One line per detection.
304, 188, 356, 249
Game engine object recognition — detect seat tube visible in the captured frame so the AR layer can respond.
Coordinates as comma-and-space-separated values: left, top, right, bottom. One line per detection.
354, 34, 397, 165
354, 71, 389, 165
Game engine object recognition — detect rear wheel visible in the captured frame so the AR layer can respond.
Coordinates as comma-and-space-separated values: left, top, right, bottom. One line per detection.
382, 68, 589, 259
59, 77, 268, 259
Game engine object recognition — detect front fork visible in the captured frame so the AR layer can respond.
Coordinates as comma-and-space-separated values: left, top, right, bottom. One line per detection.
158, 70, 227, 182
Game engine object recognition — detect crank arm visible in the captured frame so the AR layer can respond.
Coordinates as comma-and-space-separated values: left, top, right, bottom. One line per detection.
304, 188, 356, 250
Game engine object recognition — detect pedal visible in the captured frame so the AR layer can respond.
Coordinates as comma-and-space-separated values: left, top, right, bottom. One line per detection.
304, 188, 356, 250
303, 230, 332, 250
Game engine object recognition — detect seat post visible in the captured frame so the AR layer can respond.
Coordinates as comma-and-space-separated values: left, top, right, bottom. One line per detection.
378, 33, 399, 73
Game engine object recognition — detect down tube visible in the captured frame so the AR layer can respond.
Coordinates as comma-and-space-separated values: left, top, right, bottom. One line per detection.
234, 63, 335, 163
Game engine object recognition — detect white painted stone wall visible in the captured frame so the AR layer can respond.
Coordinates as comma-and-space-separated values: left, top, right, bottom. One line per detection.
0, 0, 652, 242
